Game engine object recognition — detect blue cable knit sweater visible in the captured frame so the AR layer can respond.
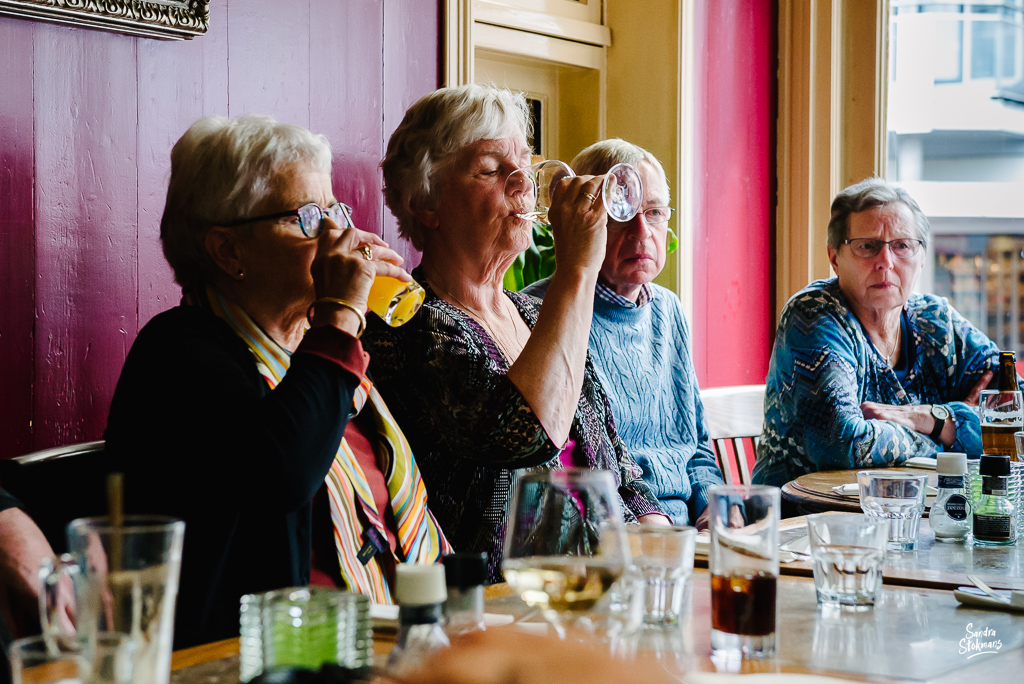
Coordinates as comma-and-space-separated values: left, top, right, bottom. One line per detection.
524, 278, 725, 524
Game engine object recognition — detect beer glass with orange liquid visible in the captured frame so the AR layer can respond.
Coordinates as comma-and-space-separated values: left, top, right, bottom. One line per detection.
337, 203, 424, 327
366, 275, 425, 327
979, 389, 1023, 457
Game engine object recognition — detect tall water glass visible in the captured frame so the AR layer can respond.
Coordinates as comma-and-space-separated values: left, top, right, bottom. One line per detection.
708, 485, 780, 660
806, 514, 886, 611
856, 471, 928, 551
979, 389, 1023, 456
39, 516, 185, 684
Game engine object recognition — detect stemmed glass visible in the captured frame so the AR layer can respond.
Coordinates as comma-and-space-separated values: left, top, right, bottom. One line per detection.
504, 160, 644, 224
502, 468, 629, 639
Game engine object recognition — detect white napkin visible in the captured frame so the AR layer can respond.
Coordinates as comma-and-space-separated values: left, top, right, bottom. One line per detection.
370, 603, 515, 629
905, 456, 937, 469
831, 483, 938, 497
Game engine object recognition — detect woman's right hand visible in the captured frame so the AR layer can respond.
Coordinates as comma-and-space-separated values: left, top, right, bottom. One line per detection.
547, 174, 608, 275
308, 224, 410, 328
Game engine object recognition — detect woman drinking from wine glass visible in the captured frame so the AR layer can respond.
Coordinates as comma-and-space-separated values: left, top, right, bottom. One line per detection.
104, 115, 449, 648
524, 140, 725, 531
364, 83, 668, 585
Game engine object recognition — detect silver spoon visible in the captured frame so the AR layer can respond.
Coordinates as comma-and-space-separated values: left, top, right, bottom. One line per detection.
966, 573, 1010, 604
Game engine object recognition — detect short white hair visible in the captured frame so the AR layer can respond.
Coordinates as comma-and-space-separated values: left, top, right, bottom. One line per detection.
382, 83, 532, 250
570, 138, 669, 201
827, 177, 930, 250
160, 114, 332, 288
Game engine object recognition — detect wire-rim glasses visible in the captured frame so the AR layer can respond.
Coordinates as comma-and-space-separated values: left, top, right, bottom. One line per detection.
608, 206, 674, 230
225, 202, 354, 238
842, 237, 924, 259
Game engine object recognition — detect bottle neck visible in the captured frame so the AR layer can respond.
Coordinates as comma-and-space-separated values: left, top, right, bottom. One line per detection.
399, 603, 444, 625
998, 354, 1017, 390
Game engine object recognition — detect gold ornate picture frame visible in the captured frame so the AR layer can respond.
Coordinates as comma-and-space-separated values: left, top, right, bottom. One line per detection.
0, 0, 209, 40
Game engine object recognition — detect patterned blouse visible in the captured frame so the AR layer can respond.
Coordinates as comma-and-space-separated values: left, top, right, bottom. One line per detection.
362, 268, 663, 583
754, 278, 1007, 487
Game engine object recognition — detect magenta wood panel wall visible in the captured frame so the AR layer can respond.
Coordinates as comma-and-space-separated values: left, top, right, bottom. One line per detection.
0, 0, 440, 459
691, 0, 777, 388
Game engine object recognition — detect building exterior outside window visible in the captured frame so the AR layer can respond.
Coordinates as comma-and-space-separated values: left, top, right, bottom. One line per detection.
888, 1, 1024, 352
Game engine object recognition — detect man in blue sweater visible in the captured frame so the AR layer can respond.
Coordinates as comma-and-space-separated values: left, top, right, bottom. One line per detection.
524, 140, 724, 529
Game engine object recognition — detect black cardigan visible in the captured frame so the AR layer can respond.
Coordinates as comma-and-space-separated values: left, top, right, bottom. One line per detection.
105, 305, 366, 648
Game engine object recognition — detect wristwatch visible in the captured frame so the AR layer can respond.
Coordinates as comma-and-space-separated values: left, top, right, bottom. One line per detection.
929, 405, 951, 441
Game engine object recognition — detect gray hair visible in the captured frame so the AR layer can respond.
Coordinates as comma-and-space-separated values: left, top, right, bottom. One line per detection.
381, 83, 532, 250
827, 177, 930, 250
161, 114, 332, 288
570, 138, 669, 201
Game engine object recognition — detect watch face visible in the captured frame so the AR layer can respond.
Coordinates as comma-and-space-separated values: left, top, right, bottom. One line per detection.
932, 405, 950, 421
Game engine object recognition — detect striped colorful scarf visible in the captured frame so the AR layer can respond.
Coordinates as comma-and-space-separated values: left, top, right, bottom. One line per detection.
194, 285, 450, 603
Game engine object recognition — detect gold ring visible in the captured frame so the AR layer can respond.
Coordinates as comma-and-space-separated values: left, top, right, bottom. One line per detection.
359, 244, 373, 261
582, 192, 597, 203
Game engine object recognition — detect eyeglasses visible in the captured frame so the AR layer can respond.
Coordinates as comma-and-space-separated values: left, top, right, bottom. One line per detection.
225, 202, 354, 238
842, 237, 924, 259
608, 206, 675, 230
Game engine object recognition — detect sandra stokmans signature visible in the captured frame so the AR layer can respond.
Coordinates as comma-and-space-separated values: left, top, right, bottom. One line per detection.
959, 623, 1002, 658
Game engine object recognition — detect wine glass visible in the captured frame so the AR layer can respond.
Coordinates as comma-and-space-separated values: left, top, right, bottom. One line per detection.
504, 161, 644, 224
502, 468, 629, 639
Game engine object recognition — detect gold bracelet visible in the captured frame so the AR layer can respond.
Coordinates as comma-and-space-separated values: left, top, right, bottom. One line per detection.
306, 297, 366, 338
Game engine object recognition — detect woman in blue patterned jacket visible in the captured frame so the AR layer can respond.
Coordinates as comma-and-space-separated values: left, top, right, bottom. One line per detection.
754, 178, 1002, 487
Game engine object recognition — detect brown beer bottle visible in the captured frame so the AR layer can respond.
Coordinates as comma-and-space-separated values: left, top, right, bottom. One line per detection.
994, 351, 1022, 463
997, 351, 1017, 391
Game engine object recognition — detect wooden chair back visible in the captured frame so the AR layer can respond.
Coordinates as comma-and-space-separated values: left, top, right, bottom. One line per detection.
700, 385, 766, 485
0, 441, 109, 553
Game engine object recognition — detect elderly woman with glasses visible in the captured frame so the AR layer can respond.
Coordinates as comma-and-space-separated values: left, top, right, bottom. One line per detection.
524, 139, 724, 530
363, 85, 667, 584
104, 115, 449, 647
753, 178, 1010, 487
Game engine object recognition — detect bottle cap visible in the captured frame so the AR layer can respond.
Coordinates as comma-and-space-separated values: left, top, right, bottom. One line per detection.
979, 454, 1011, 477
394, 564, 447, 606
442, 552, 488, 589
936, 453, 967, 476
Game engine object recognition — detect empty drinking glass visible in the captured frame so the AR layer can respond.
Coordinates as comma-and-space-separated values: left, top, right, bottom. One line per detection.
806, 514, 887, 611
625, 526, 696, 628
857, 471, 929, 551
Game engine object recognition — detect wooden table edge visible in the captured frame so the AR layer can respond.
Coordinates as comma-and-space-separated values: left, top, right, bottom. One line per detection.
171, 637, 239, 671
